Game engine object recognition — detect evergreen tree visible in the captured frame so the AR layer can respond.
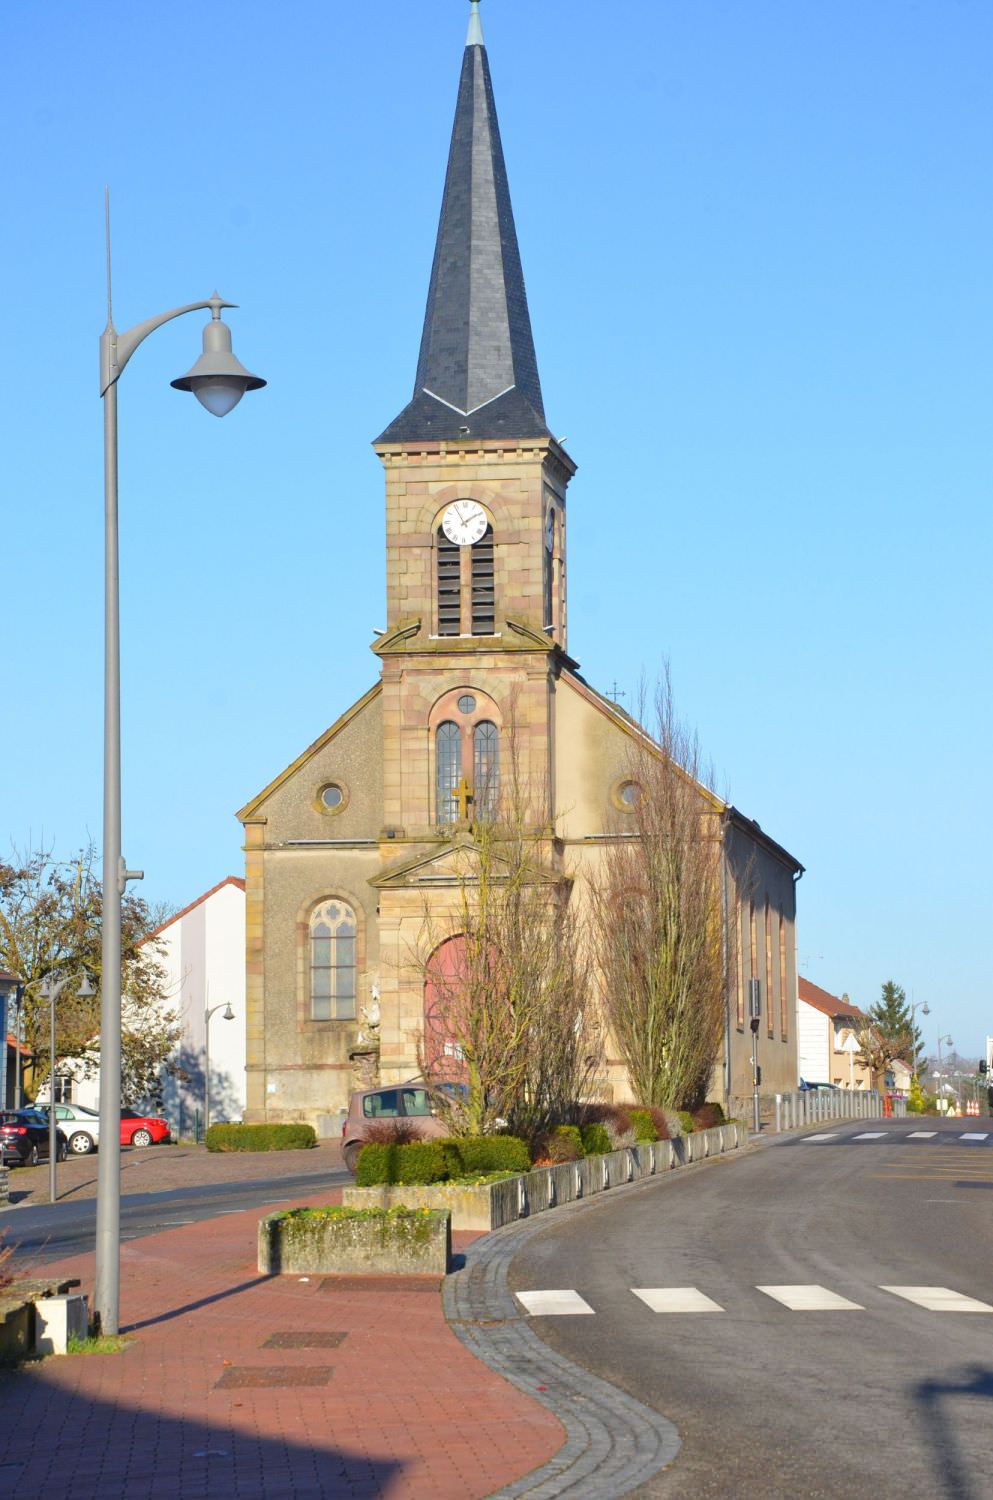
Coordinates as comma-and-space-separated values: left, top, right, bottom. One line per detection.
868, 980, 922, 1067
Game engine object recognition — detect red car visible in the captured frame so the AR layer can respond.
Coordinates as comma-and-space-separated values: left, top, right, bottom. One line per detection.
120, 1109, 171, 1147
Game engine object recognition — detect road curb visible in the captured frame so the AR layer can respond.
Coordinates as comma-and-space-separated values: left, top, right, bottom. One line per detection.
443, 1157, 764, 1498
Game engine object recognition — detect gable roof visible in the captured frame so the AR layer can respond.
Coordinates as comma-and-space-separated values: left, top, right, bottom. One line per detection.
144, 876, 246, 943
369, 833, 564, 891
236, 683, 381, 821
799, 976, 865, 1023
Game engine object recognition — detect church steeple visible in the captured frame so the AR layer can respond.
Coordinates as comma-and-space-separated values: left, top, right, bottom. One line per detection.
377, 1, 550, 444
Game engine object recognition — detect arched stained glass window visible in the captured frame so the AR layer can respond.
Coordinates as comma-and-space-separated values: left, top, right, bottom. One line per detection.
474, 721, 499, 819
309, 900, 357, 1020
436, 721, 462, 824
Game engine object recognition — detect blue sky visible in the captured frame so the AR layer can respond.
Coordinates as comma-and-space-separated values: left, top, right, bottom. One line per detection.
2, 1, 990, 1054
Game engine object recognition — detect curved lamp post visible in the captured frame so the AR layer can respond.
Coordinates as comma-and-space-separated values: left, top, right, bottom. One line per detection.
96, 206, 264, 1334
38, 972, 95, 1203
204, 1002, 235, 1134
935, 1032, 953, 1107
909, 999, 929, 1071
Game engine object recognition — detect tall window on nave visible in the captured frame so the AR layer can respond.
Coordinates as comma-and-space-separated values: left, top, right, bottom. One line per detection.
473, 721, 499, 818
309, 900, 357, 1020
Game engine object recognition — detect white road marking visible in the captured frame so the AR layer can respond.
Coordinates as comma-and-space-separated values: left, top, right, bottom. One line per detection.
632, 1287, 725, 1314
215, 1209, 248, 1215
516, 1289, 595, 1316
960, 1133, 989, 1141
880, 1286, 993, 1313
908, 1132, 937, 1138
758, 1285, 864, 1311
801, 1134, 840, 1143
853, 1132, 888, 1140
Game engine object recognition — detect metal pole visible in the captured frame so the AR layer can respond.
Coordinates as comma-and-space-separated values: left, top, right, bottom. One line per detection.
95, 376, 122, 1336
49, 986, 58, 1202
204, 1007, 211, 1135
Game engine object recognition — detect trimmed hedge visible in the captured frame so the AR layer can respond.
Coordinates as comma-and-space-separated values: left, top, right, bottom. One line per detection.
206, 1123, 317, 1153
355, 1134, 530, 1186
677, 1110, 696, 1135
580, 1121, 611, 1155
629, 1109, 658, 1143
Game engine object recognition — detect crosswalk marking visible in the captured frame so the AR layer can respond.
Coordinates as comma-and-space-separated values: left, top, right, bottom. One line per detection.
853, 1132, 888, 1140
516, 1289, 595, 1316
801, 1134, 840, 1142
960, 1133, 989, 1141
757, 1285, 863, 1311
880, 1286, 993, 1313
632, 1287, 724, 1314
908, 1131, 937, 1138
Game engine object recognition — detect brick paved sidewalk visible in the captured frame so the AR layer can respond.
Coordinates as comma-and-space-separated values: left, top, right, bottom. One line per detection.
0, 1187, 563, 1499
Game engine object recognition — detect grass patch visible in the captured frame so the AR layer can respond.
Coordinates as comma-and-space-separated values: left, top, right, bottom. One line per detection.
66, 1333, 133, 1355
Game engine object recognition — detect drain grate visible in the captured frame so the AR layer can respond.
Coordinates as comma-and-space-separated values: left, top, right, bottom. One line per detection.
215, 1365, 333, 1389
318, 1274, 442, 1294
263, 1331, 347, 1349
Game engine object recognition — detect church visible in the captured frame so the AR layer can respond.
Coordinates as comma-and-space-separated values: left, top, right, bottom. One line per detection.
237, 2, 803, 1127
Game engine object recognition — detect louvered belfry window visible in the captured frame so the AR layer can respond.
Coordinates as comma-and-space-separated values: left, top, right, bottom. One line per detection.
436, 722, 462, 824
437, 528, 461, 636
470, 525, 495, 634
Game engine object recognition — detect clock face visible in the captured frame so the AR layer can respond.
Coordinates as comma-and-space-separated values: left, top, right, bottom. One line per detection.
442, 500, 488, 547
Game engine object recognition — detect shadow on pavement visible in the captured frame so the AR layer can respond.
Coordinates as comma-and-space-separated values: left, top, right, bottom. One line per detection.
123, 1275, 273, 1332
0, 1366, 405, 1498
915, 1363, 993, 1500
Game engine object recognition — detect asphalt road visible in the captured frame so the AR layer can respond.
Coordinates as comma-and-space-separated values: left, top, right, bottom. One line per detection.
1, 1164, 351, 1265
508, 1119, 993, 1500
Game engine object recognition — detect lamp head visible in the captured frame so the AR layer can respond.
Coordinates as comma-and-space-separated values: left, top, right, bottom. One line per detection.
77, 974, 95, 1000
171, 294, 265, 417
922, 1001, 930, 1016
222, 1003, 235, 1022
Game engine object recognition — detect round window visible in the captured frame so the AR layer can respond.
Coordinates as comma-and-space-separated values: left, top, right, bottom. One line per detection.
618, 780, 641, 808
457, 694, 477, 715
320, 784, 344, 810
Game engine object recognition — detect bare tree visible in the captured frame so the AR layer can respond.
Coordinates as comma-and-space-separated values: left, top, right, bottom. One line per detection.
587, 670, 729, 1110
0, 843, 178, 1098
415, 735, 600, 1142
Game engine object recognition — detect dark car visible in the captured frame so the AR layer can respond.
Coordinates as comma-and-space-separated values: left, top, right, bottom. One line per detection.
0, 1110, 68, 1166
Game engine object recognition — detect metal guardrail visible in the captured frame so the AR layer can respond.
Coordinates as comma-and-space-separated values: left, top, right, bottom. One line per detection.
775, 1089, 907, 1131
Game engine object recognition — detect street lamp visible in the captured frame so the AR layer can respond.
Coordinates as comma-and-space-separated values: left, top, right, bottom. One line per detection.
935, 1032, 953, 1111
909, 999, 929, 1070
96, 201, 264, 1334
38, 973, 95, 1202
204, 1002, 235, 1134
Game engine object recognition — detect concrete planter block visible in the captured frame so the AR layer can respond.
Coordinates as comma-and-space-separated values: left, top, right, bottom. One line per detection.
522, 1169, 553, 1216
671, 1136, 687, 1165
491, 1176, 523, 1228
259, 1208, 451, 1276
344, 1182, 499, 1232
0, 1301, 33, 1364
34, 1294, 88, 1356
549, 1162, 578, 1205
578, 1155, 607, 1196
604, 1149, 632, 1188
631, 1144, 654, 1178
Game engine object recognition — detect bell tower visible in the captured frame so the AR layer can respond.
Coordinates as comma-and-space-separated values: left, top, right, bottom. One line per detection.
372, 0, 576, 841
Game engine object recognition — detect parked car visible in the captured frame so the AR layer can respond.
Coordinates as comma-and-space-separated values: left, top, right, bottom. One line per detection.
341, 1083, 452, 1173
120, 1109, 171, 1147
0, 1110, 68, 1166
798, 1080, 840, 1092
43, 1102, 102, 1155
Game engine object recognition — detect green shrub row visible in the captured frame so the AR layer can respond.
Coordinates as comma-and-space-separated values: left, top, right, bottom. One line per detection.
205, 1122, 317, 1153
355, 1134, 531, 1186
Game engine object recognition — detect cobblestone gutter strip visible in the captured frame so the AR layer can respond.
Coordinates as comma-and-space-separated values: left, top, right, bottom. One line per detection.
444, 1193, 681, 1499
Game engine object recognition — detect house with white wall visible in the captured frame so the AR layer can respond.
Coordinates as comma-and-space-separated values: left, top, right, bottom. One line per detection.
797, 977, 872, 1090
65, 876, 246, 1132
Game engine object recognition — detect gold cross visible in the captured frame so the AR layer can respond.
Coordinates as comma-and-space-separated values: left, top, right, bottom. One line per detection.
455, 778, 474, 822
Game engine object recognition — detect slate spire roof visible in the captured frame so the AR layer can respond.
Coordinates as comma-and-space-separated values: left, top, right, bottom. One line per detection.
377, 3, 550, 444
